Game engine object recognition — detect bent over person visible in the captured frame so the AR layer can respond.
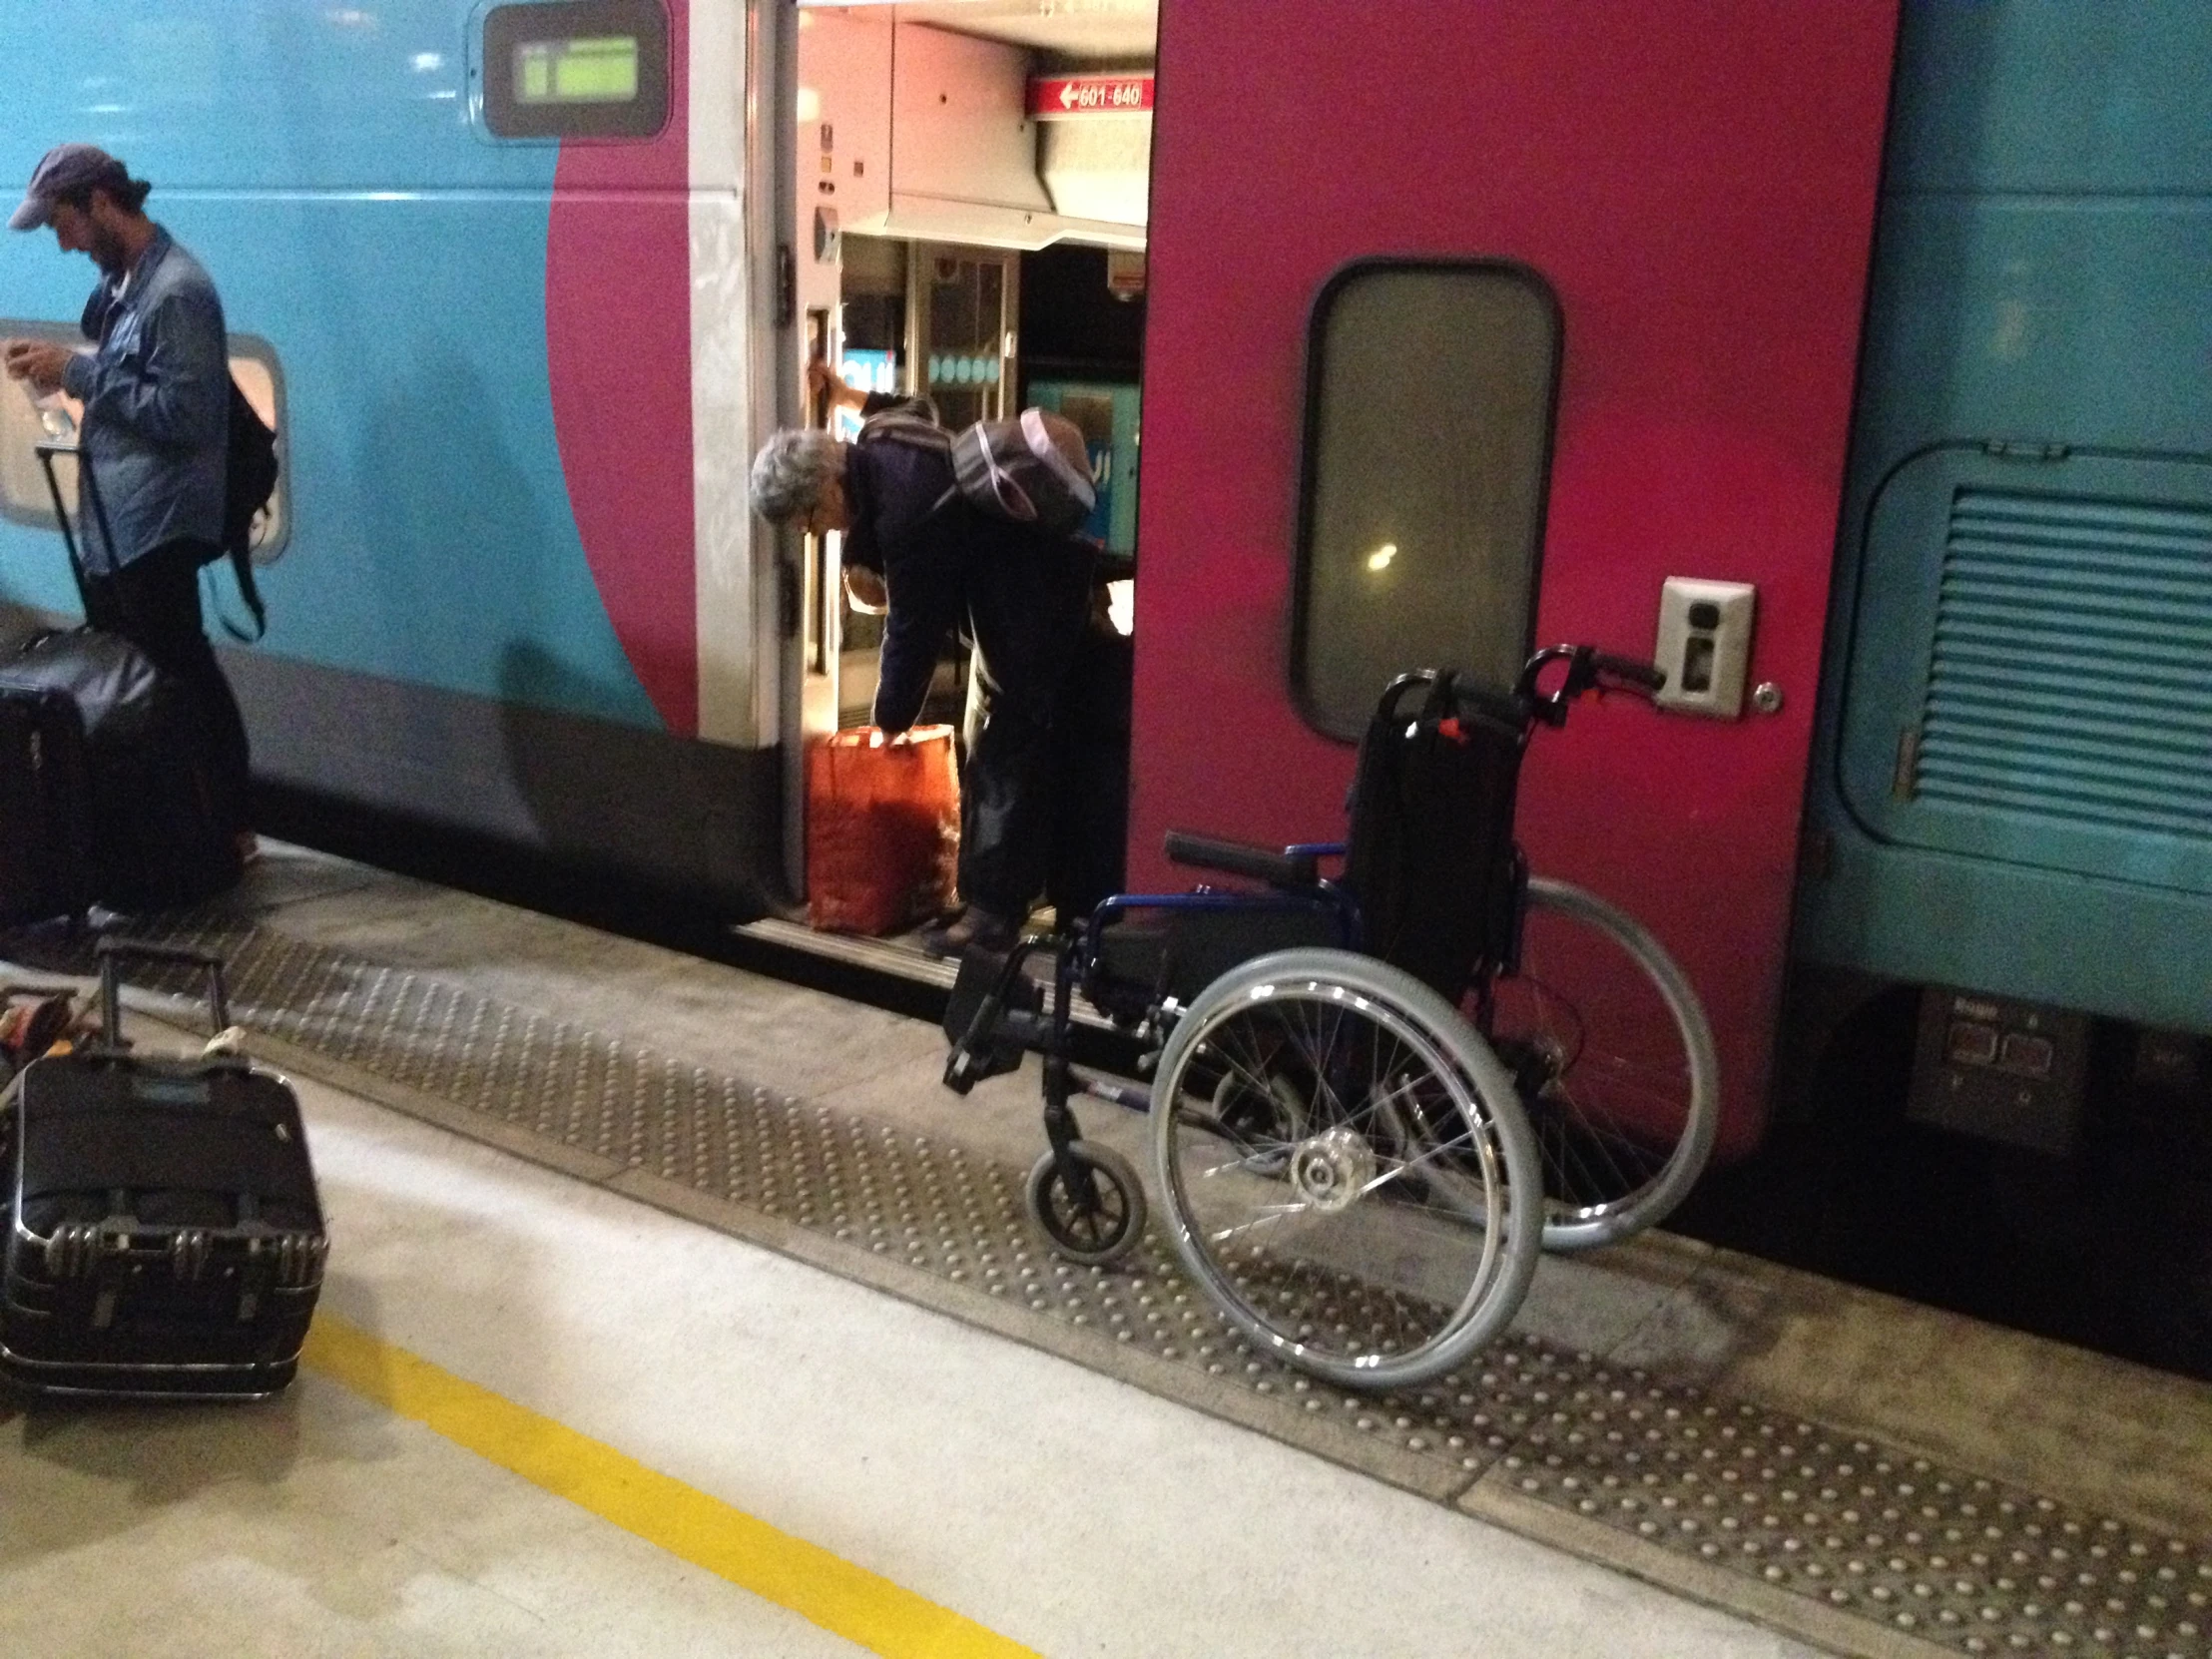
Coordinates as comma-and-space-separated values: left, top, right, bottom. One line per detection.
2, 144, 254, 859
751, 365, 1094, 954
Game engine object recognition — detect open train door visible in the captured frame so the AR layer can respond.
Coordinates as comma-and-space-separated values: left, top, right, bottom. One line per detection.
1128, 2, 1902, 1153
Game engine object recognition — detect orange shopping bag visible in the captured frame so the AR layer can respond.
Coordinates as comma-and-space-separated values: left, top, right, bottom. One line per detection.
806, 726, 960, 934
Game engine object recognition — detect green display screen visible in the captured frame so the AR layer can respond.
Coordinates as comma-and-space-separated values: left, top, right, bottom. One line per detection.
514, 35, 639, 105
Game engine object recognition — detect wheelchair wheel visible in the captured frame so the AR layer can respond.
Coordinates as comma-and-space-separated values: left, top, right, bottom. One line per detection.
1150, 948, 1542, 1391
1026, 1141, 1147, 1267
1482, 878, 1720, 1253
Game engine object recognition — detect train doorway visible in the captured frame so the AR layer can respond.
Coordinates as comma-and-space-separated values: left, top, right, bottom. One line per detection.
779, 0, 1156, 955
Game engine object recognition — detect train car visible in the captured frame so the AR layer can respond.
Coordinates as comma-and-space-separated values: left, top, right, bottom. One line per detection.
1, 0, 782, 910
1792, 2, 2212, 1156
0, 1, 2202, 1182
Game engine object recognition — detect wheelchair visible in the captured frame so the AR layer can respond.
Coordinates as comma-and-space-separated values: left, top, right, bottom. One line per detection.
940, 644, 1720, 1390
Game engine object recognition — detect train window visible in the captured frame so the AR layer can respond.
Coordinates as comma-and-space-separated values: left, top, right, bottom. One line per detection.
479, 0, 671, 141
0, 321, 289, 564
229, 339, 290, 563
0, 320, 82, 533
1292, 261, 1562, 741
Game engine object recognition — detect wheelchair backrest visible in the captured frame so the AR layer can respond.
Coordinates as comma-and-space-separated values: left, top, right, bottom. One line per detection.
1343, 670, 1528, 1000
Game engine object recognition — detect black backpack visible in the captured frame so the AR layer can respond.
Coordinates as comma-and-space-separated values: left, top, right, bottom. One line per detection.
212, 378, 276, 640
859, 405, 1097, 537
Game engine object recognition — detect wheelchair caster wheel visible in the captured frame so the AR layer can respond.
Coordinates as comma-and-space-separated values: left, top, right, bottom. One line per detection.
1026, 1141, 1146, 1267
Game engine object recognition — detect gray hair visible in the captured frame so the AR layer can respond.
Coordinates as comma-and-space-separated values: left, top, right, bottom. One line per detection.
749, 428, 843, 524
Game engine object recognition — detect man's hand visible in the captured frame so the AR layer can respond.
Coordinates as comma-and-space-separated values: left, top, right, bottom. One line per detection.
843, 564, 888, 615
807, 358, 867, 414
2, 339, 74, 395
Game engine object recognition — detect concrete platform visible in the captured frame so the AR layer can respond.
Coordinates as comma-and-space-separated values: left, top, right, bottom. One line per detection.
3, 841, 2209, 1659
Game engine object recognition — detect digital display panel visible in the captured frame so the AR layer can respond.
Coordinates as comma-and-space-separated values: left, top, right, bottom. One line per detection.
515, 35, 639, 106
481, 1, 668, 139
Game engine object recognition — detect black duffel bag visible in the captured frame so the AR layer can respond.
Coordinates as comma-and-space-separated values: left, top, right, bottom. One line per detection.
0, 629, 241, 912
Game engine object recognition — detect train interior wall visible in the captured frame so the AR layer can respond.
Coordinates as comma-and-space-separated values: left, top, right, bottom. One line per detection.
789, 2, 1155, 916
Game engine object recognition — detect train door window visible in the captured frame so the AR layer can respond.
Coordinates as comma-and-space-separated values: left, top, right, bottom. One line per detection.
912, 245, 1015, 429
1292, 261, 1562, 741
0, 321, 289, 562
478, 0, 671, 140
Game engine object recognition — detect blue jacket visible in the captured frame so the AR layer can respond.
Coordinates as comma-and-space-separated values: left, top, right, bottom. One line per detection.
61, 227, 229, 574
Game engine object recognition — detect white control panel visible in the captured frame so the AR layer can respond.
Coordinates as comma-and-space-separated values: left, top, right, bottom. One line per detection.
1654, 578, 1757, 718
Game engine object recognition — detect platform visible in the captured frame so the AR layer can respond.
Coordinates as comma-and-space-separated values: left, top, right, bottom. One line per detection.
3, 842, 2209, 1659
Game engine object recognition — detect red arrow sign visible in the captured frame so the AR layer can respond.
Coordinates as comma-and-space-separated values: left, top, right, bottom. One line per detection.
1028, 74, 1155, 119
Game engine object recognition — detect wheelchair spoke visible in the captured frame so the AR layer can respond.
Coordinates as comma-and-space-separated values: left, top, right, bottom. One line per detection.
1204, 1200, 1309, 1245
1152, 952, 1543, 1390
1487, 880, 1720, 1249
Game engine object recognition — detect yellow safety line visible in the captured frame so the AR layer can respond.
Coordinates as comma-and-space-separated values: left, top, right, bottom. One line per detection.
301, 1314, 1040, 1659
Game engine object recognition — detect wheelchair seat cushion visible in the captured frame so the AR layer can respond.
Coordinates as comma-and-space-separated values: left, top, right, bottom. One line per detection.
1085, 899, 1347, 1016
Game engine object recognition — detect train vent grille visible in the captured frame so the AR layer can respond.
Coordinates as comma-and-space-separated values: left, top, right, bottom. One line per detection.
1915, 487, 2212, 840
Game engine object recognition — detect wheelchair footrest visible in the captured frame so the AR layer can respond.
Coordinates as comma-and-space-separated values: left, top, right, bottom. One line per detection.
940, 947, 1046, 1095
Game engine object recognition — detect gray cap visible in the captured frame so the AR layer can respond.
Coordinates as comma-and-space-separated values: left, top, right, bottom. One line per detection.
9, 144, 129, 231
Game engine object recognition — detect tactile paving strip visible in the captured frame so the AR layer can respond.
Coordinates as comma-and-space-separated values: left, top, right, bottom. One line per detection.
12, 909, 2207, 1659
1497, 1359, 2212, 1657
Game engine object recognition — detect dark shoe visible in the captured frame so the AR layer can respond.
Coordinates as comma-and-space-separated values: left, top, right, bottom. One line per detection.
921, 906, 1021, 958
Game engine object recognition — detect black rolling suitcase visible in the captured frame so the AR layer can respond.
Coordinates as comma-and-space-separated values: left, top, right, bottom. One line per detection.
0, 940, 326, 1398
0, 681, 95, 924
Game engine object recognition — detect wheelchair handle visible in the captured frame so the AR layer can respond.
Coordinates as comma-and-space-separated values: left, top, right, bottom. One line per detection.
1163, 831, 1319, 889
1516, 644, 1667, 725
1588, 650, 1667, 694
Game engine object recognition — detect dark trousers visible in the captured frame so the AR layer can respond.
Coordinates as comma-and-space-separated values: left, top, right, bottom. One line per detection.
81, 538, 253, 836
1043, 618, 1133, 925
956, 539, 1096, 918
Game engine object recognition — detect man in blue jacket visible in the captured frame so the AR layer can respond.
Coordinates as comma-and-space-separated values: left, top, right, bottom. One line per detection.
3, 144, 254, 858
753, 367, 1094, 953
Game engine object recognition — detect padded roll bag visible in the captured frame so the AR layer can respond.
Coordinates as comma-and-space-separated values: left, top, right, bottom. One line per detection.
806, 726, 960, 935
0, 680, 95, 925
0, 939, 325, 1398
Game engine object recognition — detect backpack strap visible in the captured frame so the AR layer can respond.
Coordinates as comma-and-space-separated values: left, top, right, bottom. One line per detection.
215, 547, 267, 644
853, 398, 947, 450
218, 375, 276, 642
853, 401, 962, 523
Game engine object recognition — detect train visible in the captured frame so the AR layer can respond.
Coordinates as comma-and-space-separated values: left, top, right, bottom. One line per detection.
0, 0, 2204, 1176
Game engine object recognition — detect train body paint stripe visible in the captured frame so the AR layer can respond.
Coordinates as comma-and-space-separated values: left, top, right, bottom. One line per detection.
546, 0, 703, 737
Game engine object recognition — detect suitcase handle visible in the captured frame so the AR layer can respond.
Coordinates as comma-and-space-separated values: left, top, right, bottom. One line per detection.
36, 438, 117, 615
93, 938, 232, 1051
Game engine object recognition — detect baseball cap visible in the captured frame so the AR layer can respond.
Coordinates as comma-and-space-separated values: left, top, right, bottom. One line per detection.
9, 144, 130, 231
